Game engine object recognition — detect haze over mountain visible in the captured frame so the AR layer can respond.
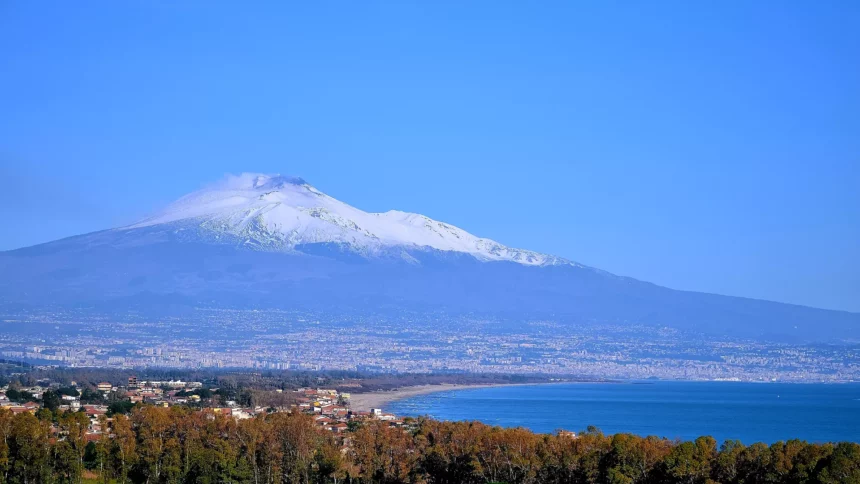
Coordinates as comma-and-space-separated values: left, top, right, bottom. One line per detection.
1, 173, 857, 342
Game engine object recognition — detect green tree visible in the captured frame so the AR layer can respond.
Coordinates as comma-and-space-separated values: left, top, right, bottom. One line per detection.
713, 440, 744, 483
41, 390, 61, 413
817, 442, 860, 484
663, 436, 716, 484
0, 409, 13, 483
57, 387, 80, 398
57, 410, 89, 483
111, 414, 136, 483
107, 401, 135, 416
132, 406, 171, 483
9, 412, 51, 483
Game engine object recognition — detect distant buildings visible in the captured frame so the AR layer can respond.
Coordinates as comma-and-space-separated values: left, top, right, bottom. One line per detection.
0, 307, 857, 382
2, 375, 578, 452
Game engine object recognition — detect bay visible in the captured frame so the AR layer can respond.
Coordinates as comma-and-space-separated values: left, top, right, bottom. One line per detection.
388, 381, 860, 444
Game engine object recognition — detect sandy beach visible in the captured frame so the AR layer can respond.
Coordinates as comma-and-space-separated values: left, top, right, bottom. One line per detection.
347, 383, 530, 412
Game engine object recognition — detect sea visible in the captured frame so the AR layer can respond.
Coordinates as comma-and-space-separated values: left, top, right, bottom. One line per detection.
387, 381, 860, 444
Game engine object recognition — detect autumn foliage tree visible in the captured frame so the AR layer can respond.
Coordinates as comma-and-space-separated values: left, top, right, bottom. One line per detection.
0, 406, 858, 483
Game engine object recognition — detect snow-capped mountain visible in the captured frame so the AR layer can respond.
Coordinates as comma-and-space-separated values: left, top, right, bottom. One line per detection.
1, 172, 858, 343
127, 173, 568, 266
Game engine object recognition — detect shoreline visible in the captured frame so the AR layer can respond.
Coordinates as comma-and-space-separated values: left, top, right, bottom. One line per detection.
347, 378, 856, 413
347, 382, 543, 412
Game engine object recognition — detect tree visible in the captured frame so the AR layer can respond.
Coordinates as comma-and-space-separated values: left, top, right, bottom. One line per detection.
737, 441, 775, 483
132, 406, 172, 483
58, 410, 90, 483
417, 420, 483, 484
79, 387, 105, 404
536, 427, 610, 484
57, 387, 80, 398
41, 390, 61, 412
662, 436, 716, 484
237, 416, 266, 484
4, 390, 20, 403
107, 401, 135, 416
788, 439, 832, 483
0, 401, 858, 484
111, 413, 136, 483
6, 390, 36, 404
9, 411, 51, 483
352, 420, 420, 484
92, 415, 111, 483
713, 440, 744, 483
316, 435, 346, 484
0, 409, 13, 483
603, 433, 671, 484
817, 442, 860, 484
269, 411, 319, 484
474, 426, 540, 484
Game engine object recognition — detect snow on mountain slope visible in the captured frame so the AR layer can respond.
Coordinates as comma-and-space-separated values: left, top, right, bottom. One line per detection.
127, 173, 570, 266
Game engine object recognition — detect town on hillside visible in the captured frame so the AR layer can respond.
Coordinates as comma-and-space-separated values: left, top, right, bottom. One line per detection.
0, 374, 458, 443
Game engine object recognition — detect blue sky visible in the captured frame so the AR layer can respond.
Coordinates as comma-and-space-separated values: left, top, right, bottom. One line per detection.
1, 1, 858, 312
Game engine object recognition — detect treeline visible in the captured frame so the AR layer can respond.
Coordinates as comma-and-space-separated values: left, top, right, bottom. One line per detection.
1, 407, 858, 484
5, 366, 551, 396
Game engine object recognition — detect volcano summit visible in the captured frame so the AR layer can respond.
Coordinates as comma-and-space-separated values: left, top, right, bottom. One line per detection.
127, 173, 566, 266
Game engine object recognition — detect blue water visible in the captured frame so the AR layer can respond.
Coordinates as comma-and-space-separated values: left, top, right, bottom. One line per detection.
388, 381, 860, 444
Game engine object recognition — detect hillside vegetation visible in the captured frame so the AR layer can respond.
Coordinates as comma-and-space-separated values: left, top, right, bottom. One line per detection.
1, 406, 858, 483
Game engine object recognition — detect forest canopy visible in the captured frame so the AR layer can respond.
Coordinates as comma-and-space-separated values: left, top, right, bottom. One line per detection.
0, 406, 858, 484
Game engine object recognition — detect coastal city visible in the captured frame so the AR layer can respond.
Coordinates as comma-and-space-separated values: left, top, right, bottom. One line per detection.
3, 1, 859, 481
1, 307, 857, 382
1, 374, 434, 443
